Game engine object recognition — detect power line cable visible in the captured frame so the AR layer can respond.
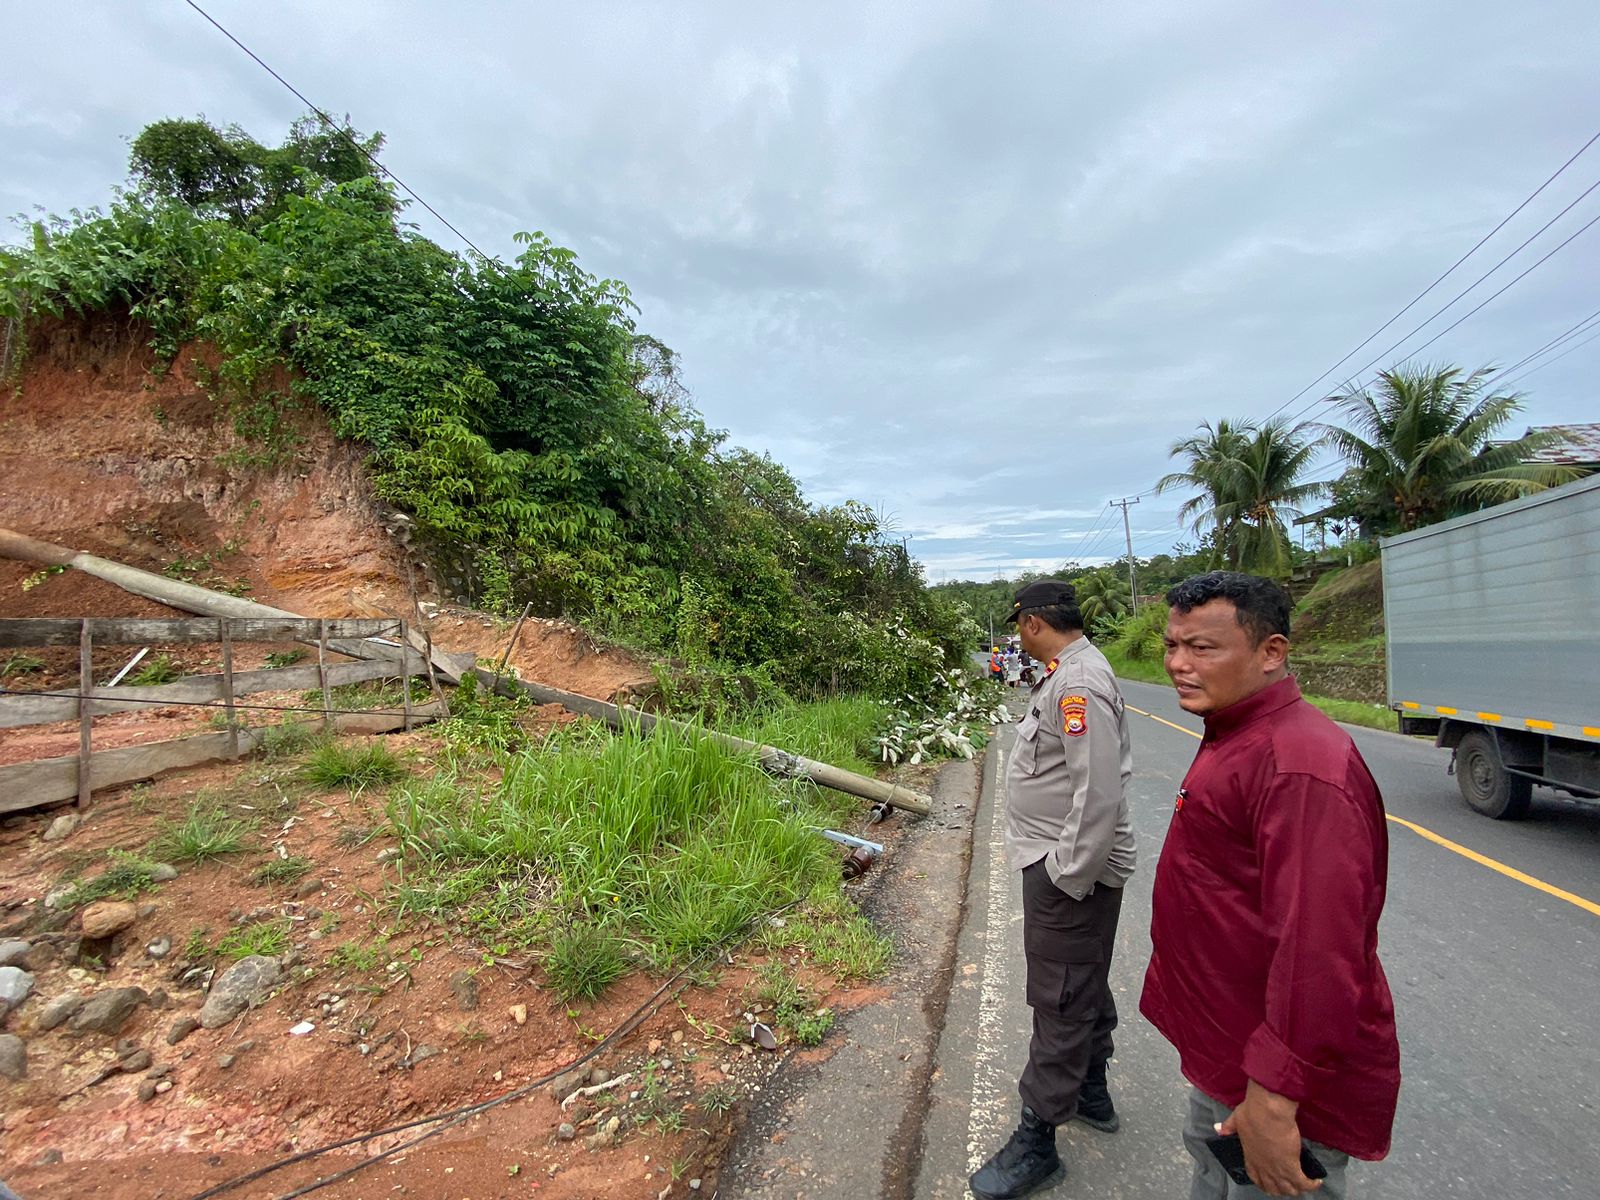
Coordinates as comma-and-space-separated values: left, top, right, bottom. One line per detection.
1284, 180, 1600, 426
1261, 125, 1600, 422
183, 0, 491, 261
1498, 322, 1600, 389
1494, 306, 1600, 379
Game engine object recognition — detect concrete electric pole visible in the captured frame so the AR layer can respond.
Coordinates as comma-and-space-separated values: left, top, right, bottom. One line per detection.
1112, 497, 1140, 610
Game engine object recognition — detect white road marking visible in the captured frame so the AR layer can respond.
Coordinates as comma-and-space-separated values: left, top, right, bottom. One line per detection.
966, 739, 1019, 1173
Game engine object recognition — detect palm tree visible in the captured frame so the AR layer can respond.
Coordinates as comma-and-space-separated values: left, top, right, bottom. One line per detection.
1322, 365, 1583, 534
1155, 419, 1252, 560
1208, 419, 1326, 576
1157, 418, 1324, 574
1071, 569, 1130, 635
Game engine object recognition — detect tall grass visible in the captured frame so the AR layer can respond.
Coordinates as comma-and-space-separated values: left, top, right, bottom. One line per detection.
388, 713, 869, 975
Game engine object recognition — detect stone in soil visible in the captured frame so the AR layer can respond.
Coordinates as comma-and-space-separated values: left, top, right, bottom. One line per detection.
0, 939, 31, 968
449, 968, 479, 1011
0, 1033, 25, 1080
80, 900, 138, 939
150, 863, 179, 882
69, 986, 148, 1036
42, 813, 80, 842
0, 966, 35, 1008
119, 1048, 152, 1072
167, 1015, 201, 1045
36, 992, 86, 1032
557, 1122, 577, 1141
200, 955, 280, 1028
146, 936, 173, 960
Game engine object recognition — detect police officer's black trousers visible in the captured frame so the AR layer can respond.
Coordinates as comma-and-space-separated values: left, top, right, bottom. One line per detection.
1018, 860, 1123, 1126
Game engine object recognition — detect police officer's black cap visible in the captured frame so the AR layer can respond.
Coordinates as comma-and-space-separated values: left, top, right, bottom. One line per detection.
1004, 579, 1077, 622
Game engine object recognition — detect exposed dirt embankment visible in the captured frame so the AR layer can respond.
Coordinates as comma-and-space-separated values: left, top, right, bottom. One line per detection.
0, 316, 653, 706
1290, 560, 1386, 702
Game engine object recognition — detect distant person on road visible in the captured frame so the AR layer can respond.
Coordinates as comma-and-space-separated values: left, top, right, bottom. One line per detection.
970, 579, 1136, 1200
1142, 572, 1400, 1199
990, 646, 1004, 681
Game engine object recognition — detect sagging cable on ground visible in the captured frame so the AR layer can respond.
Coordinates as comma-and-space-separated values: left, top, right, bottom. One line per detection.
185, 894, 808, 1200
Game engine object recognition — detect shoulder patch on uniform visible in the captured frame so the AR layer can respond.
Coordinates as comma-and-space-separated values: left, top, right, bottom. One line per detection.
1059, 693, 1088, 737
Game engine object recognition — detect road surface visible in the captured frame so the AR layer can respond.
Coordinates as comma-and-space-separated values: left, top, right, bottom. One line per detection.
916, 675, 1600, 1198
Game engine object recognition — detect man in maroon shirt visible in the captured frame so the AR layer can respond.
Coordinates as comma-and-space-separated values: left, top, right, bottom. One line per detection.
1141, 572, 1400, 1198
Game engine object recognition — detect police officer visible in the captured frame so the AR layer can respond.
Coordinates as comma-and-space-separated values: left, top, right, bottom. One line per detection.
970, 580, 1137, 1200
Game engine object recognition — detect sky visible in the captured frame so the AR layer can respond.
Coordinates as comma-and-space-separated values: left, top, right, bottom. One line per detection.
6, 1, 1599, 581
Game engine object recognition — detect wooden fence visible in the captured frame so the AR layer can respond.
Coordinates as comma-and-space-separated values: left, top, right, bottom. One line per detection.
0, 617, 439, 814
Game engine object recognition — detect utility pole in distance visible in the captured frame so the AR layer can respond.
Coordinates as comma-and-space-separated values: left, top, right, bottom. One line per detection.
1112, 497, 1140, 610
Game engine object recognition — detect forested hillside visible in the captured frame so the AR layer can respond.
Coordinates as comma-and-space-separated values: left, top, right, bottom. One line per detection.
0, 116, 975, 703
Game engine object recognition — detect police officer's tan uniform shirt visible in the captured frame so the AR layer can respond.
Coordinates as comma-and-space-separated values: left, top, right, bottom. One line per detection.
1004, 636, 1136, 899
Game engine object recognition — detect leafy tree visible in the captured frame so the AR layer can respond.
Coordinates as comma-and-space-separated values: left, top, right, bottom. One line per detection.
130, 115, 385, 226
1070, 568, 1130, 635
1321, 365, 1584, 534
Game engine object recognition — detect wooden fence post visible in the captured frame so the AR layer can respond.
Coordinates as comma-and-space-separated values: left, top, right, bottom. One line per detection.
77, 619, 93, 809
317, 619, 332, 734
219, 618, 238, 759
400, 620, 413, 732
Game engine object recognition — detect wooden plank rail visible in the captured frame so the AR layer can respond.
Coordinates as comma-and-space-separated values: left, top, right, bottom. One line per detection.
0, 702, 442, 814
0, 653, 428, 729
0, 617, 405, 648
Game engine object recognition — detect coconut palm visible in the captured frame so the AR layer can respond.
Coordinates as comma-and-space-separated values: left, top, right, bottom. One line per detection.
1322, 365, 1583, 534
1155, 419, 1252, 558
1207, 418, 1326, 576
1071, 568, 1131, 634
1157, 418, 1324, 574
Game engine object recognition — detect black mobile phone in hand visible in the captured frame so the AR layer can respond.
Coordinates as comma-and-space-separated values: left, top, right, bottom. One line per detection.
1205, 1134, 1328, 1187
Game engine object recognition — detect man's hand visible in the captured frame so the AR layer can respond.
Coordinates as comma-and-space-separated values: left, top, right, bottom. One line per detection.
1217, 1079, 1321, 1196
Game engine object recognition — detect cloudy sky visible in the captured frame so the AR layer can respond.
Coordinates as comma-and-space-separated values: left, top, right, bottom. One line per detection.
7, 1, 1598, 580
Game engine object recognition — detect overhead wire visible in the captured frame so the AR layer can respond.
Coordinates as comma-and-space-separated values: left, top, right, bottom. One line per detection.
1260, 125, 1600, 422
1494, 305, 1600, 379
1498, 322, 1600, 390
182, 0, 491, 260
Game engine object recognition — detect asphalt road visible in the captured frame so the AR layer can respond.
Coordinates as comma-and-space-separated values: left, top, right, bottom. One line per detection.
916, 674, 1600, 1199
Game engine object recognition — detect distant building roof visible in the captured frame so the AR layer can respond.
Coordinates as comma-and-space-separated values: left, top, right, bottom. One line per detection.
1508, 423, 1600, 466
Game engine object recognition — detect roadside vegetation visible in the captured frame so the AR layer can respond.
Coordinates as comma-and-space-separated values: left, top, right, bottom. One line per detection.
0, 113, 976, 711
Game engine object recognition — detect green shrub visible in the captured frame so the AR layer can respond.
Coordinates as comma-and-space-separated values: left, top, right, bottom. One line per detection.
217, 919, 290, 959
1109, 602, 1170, 662
301, 739, 408, 791
253, 855, 314, 886
0, 652, 45, 679
149, 804, 251, 863
127, 653, 183, 686
57, 850, 161, 909
546, 922, 628, 1001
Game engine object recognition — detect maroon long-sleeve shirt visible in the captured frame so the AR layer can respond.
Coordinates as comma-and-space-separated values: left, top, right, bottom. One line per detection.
1140, 676, 1401, 1160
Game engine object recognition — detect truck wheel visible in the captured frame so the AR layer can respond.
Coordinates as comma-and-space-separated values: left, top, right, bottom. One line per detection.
1456, 730, 1533, 820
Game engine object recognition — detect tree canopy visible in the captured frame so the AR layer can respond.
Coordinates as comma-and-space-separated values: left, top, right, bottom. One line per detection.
2, 113, 976, 704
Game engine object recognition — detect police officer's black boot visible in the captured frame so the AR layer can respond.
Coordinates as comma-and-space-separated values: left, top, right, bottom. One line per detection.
968, 1105, 1064, 1199
1073, 1059, 1121, 1133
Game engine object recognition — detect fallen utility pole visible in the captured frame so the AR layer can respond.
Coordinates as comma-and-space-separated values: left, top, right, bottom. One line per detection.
471, 667, 933, 816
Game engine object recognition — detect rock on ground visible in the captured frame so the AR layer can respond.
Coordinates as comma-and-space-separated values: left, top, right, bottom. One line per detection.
35, 992, 86, 1032
0, 1033, 25, 1080
80, 900, 139, 939
0, 940, 31, 968
0, 966, 35, 1008
69, 987, 148, 1036
200, 956, 280, 1028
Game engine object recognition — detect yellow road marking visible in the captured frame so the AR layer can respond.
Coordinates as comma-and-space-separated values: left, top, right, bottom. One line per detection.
1126, 703, 1600, 919
1385, 815, 1600, 919
1126, 704, 1202, 739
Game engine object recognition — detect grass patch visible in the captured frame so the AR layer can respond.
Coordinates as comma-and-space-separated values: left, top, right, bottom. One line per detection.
1, 652, 45, 679
326, 941, 383, 973
759, 882, 892, 979
733, 696, 884, 777
1304, 696, 1399, 733
754, 961, 834, 1047
264, 649, 304, 669
57, 850, 161, 909
698, 1083, 736, 1116
302, 739, 409, 791
1101, 646, 1169, 686
253, 855, 314, 887
386, 710, 866, 972
127, 653, 183, 686
149, 804, 252, 864
260, 719, 321, 762
217, 919, 290, 959
546, 921, 628, 1002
